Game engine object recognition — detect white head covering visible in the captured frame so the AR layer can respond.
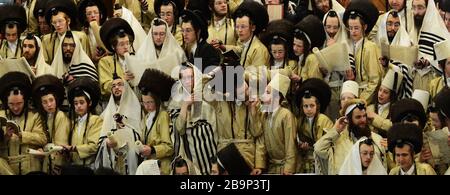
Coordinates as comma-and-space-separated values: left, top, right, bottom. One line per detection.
341, 80, 359, 98
34, 36, 52, 76
46, 32, 97, 81
376, 9, 413, 47
322, 9, 348, 47
339, 137, 387, 175
120, 6, 147, 52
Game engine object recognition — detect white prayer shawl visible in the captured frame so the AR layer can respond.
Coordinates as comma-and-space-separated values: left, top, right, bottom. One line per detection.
417, 0, 450, 73
46, 32, 98, 81
35, 36, 52, 76
95, 81, 142, 175
339, 137, 387, 175
376, 10, 414, 47
120, 6, 146, 53
126, 19, 186, 86
322, 10, 349, 48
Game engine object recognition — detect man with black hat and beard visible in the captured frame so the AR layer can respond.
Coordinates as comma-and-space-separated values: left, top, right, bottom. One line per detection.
98, 18, 136, 99
342, 0, 383, 105
154, 0, 185, 45
22, 34, 40, 74
388, 123, 436, 175
314, 99, 385, 175
0, 4, 27, 59
41, 0, 90, 64
0, 72, 47, 175
181, 9, 221, 73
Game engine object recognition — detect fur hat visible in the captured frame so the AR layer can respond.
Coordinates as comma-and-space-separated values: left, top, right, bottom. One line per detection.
340, 98, 367, 117
343, 0, 379, 34
233, 0, 269, 35
260, 19, 294, 51
45, 0, 78, 29
387, 123, 423, 154
433, 87, 450, 119
100, 18, 134, 52
440, 0, 450, 12
180, 9, 209, 41
33, 0, 49, 19
216, 143, 252, 175
0, 4, 27, 34
294, 15, 326, 50
296, 78, 331, 113
138, 69, 176, 102
186, 0, 211, 22
0, 72, 32, 105
78, 0, 107, 26
67, 77, 101, 109
32, 75, 65, 111
390, 98, 427, 130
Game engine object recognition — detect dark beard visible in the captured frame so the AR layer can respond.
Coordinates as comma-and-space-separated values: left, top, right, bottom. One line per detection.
414, 16, 424, 30
387, 34, 395, 44
113, 94, 121, 103
155, 44, 162, 51
348, 122, 371, 139
63, 54, 72, 64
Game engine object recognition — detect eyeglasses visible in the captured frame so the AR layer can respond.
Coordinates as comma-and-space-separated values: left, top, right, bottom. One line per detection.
235, 25, 250, 30
86, 11, 100, 17
181, 28, 194, 34
325, 25, 339, 31
51, 19, 66, 26
112, 82, 124, 88
160, 12, 173, 17
386, 22, 400, 28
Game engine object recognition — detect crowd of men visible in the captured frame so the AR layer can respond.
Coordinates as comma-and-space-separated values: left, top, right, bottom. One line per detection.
0, 0, 449, 175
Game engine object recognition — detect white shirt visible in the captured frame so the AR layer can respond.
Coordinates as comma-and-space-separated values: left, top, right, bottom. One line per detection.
400, 164, 415, 175
190, 43, 198, 56
77, 114, 88, 137
242, 38, 252, 51
269, 106, 280, 128
214, 17, 226, 31
377, 102, 390, 114
351, 38, 364, 55
146, 111, 156, 130
272, 60, 284, 69
118, 57, 127, 71
297, 54, 304, 67
8, 40, 17, 53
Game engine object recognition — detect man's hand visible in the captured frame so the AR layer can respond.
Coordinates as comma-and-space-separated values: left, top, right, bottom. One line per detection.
379, 56, 389, 68
250, 168, 262, 175
345, 69, 355, 81
124, 71, 135, 81
140, 145, 152, 157
326, 38, 336, 47
334, 116, 348, 133
366, 110, 377, 120
298, 141, 309, 151
139, 0, 149, 11
210, 39, 225, 52
290, 73, 301, 82
248, 95, 260, 115
106, 138, 118, 149
419, 147, 433, 163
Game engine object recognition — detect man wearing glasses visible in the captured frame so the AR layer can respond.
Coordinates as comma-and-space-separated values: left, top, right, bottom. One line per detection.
314, 99, 385, 175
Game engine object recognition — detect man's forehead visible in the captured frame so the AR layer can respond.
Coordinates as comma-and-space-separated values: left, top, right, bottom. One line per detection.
153, 25, 166, 32
113, 78, 124, 84
63, 37, 75, 43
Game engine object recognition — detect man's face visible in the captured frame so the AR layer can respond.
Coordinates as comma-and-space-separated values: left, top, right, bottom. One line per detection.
444, 12, 450, 32
8, 92, 25, 116
74, 96, 90, 116
359, 143, 375, 169
51, 12, 70, 34
314, 0, 331, 14
266, 0, 280, 4
175, 166, 189, 175
86, 5, 101, 24
325, 16, 339, 38
430, 112, 443, 130
210, 163, 220, 175
142, 94, 156, 112
386, 14, 401, 40
293, 38, 304, 56
377, 85, 392, 105
445, 58, 450, 77
5, 25, 18, 43
41, 94, 57, 114
389, 0, 405, 11
270, 44, 285, 61
160, 4, 175, 27
182, 22, 197, 45
348, 18, 365, 42
22, 39, 37, 61
181, 68, 194, 93
351, 108, 368, 129
412, 0, 427, 21
395, 145, 414, 171
38, 16, 51, 35
340, 93, 356, 109
152, 25, 166, 47
214, 0, 228, 17
111, 79, 124, 98
62, 37, 75, 64
115, 36, 130, 57
236, 16, 255, 43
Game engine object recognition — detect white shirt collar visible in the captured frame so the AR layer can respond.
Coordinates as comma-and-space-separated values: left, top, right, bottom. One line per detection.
352, 38, 364, 54
243, 38, 252, 49
272, 60, 284, 69
190, 43, 198, 55
400, 164, 415, 175
378, 102, 390, 114
146, 111, 156, 129
78, 114, 88, 123
8, 40, 18, 52
214, 17, 226, 29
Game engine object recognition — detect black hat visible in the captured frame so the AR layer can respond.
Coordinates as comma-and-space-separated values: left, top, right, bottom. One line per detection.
154, 0, 185, 17
67, 77, 101, 109
100, 18, 134, 52
261, 19, 294, 50
78, 0, 107, 26
233, 0, 269, 35
45, 0, 78, 29
33, 0, 49, 19
387, 123, 423, 154
0, 72, 32, 105
31, 75, 65, 111
0, 4, 27, 34
216, 143, 252, 175
441, 0, 450, 12
433, 87, 450, 118
343, 0, 379, 34
294, 15, 326, 50
138, 69, 176, 102
390, 98, 427, 130
295, 78, 331, 113
181, 9, 209, 41
186, 0, 211, 22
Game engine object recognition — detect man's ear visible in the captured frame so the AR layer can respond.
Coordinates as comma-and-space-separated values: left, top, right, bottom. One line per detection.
251, 24, 256, 33
363, 24, 367, 32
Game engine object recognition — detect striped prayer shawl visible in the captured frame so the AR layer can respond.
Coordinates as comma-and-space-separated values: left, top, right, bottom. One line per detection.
69, 63, 99, 82
169, 109, 181, 158
391, 61, 414, 98
349, 53, 356, 74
